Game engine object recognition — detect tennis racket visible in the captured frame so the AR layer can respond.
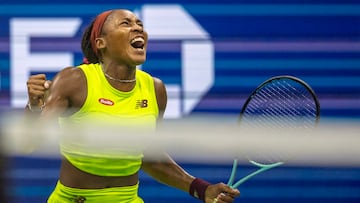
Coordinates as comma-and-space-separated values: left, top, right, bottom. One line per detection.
227, 75, 320, 189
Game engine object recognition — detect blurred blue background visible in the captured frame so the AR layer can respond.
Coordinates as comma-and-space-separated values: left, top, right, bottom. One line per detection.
1, 0, 360, 202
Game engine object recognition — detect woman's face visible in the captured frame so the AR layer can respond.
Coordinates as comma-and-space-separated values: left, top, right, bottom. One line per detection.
100, 9, 148, 66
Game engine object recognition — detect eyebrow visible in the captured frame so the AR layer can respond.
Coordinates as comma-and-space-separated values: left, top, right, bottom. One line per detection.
123, 17, 143, 24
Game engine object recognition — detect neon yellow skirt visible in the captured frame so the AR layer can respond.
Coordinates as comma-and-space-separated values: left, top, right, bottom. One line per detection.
47, 181, 144, 203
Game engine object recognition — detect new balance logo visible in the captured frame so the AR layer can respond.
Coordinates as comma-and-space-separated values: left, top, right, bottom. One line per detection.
136, 99, 148, 109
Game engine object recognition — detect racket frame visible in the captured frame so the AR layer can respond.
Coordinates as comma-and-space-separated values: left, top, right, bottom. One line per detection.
227, 75, 320, 189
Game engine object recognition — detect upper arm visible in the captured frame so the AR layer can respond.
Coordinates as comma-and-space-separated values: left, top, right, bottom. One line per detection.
41, 67, 86, 119
153, 77, 167, 120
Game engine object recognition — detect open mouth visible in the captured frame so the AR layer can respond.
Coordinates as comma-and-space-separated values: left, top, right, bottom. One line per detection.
130, 37, 145, 50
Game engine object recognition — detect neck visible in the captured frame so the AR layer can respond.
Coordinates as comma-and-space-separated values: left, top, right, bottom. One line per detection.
101, 63, 136, 83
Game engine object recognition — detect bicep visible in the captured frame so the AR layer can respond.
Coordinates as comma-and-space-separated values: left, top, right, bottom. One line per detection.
41, 67, 84, 119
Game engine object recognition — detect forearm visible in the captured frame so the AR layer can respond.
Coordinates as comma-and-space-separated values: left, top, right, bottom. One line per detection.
141, 153, 195, 192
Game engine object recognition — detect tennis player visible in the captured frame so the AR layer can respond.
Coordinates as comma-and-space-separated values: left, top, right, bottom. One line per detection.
25, 9, 240, 203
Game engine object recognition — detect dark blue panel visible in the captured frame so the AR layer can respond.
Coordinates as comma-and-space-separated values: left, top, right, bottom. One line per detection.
196, 16, 360, 39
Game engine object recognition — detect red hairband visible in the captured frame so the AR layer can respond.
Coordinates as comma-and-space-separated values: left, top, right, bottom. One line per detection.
90, 10, 112, 58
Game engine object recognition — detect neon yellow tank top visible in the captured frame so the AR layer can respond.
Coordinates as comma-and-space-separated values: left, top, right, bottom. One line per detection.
60, 63, 159, 176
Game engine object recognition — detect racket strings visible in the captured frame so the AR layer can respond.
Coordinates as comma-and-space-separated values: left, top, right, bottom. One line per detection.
240, 78, 319, 164
243, 79, 318, 129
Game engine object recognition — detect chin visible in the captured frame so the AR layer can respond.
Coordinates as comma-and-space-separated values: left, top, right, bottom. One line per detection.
133, 56, 146, 65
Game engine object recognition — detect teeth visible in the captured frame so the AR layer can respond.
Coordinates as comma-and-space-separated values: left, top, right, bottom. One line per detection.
131, 37, 144, 44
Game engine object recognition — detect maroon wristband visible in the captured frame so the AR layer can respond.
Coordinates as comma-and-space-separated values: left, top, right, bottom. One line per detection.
189, 178, 211, 202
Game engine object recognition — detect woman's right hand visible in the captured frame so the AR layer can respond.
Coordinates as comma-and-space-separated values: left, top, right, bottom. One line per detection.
26, 74, 52, 110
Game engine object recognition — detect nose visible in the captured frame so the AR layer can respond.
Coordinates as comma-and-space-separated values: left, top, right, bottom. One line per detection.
132, 23, 143, 33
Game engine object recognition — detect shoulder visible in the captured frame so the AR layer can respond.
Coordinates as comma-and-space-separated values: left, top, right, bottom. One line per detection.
56, 66, 83, 77
53, 67, 85, 86
51, 66, 86, 97
42, 66, 87, 116
152, 77, 167, 117
152, 77, 166, 94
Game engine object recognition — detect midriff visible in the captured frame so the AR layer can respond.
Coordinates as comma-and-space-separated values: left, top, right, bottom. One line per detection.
59, 158, 139, 189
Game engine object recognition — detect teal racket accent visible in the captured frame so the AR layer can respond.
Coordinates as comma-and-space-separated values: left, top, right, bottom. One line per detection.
227, 159, 284, 189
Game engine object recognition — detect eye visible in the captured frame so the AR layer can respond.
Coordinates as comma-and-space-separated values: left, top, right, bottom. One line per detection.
137, 22, 144, 27
120, 21, 130, 25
